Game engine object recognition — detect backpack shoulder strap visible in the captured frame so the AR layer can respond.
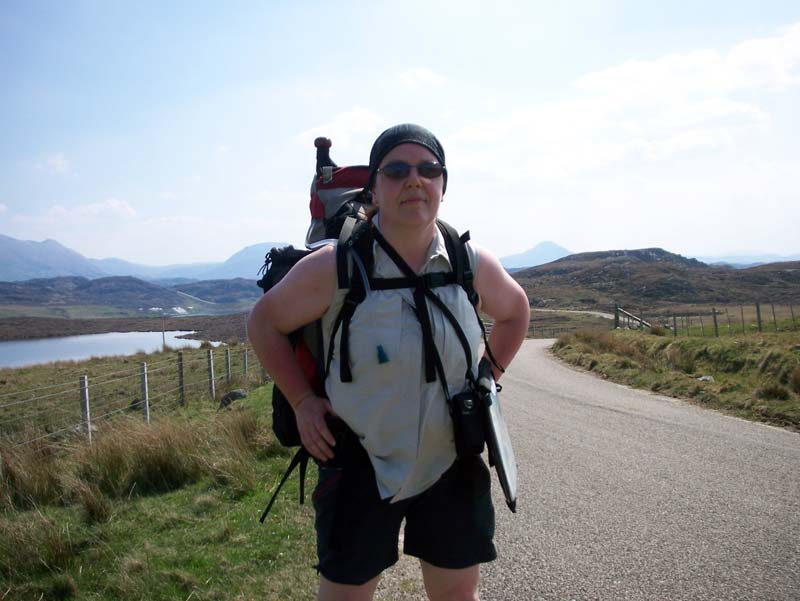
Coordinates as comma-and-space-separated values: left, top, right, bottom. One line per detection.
328, 218, 375, 382
335, 217, 374, 289
336, 217, 357, 289
436, 219, 479, 307
435, 219, 505, 374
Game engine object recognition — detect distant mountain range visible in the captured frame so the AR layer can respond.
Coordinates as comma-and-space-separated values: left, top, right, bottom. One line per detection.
691, 253, 800, 268
1, 232, 798, 284
0, 234, 288, 282
0, 234, 106, 281
2, 246, 798, 319
89, 242, 281, 281
2, 233, 571, 281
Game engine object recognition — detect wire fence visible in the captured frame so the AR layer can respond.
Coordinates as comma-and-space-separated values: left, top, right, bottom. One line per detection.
615, 301, 799, 337
0, 345, 267, 447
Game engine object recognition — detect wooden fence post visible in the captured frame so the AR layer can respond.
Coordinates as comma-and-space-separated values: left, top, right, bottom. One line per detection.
614, 305, 619, 329
207, 349, 216, 400
725, 308, 732, 336
673, 314, 677, 337
685, 315, 690, 336
756, 302, 763, 332
712, 308, 719, 338
243, 348, 248, 376
699, 315, 705, 337
178, 351, 185, 407
740, 305, 746, 335
771, 303, 778, 332
140, 362, 150, 424
225, 348, 232, 382
791, 304, 797, 331
80, 375, 91, 443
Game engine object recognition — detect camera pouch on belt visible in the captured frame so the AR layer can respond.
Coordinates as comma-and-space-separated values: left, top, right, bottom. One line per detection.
449, 389, 486, 457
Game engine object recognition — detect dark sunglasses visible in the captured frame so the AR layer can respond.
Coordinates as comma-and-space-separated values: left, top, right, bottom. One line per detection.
377, 161, 446, 180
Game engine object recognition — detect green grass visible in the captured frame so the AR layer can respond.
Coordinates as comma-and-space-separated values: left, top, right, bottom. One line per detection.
552, 329, 800, 431
1, 385, 320, 600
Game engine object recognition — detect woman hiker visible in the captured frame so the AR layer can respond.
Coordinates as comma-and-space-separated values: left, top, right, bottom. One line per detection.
248, 123, 530, 601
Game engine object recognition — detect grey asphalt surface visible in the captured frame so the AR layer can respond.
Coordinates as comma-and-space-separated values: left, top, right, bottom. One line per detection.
479, 338, 800, 601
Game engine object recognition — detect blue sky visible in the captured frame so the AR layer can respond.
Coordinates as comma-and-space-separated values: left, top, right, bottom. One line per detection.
1, 1, 799, 265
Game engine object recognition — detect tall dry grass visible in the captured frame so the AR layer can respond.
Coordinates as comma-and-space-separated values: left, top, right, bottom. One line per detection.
2, 403, 273, 517
1, 440, 65, 510
792, 366, 800, 394
1, 402, 277, 583
2, 404, 273, 512
0, 512, 73, 580
75, 417, 204, 498
203, 406, 273, 498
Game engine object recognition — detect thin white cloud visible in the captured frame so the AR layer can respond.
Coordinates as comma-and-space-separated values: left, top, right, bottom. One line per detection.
726, 22, 800, 90
575, 22, 800, 98
37, 153, 71, 174
14, 198, 137, 227
0, 203, 7, 213
450, 23, 798, 180
399, 68, 446, 89
76, 198, 137, 219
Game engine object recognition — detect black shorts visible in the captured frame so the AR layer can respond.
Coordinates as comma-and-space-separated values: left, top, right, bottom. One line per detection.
312, 441, 496, 586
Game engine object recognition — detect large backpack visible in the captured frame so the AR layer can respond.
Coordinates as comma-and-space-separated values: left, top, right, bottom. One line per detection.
256, 138, 371, 448
256, 138, 497, 521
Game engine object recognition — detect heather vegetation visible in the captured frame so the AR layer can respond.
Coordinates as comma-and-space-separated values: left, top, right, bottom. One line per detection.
0, 386, 319, 600
515, 249, 800, 309
552, 328, 800, 431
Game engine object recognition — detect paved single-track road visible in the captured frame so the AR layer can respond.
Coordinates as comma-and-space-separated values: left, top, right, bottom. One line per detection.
377, 338, 800, 600
482, 339, 800, 600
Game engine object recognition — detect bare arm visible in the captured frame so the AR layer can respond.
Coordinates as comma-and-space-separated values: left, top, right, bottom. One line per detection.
472, 245, 531, 380
247, 244, 338, 460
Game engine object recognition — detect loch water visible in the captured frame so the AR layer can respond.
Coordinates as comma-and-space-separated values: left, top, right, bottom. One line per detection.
0, 331, 214, 369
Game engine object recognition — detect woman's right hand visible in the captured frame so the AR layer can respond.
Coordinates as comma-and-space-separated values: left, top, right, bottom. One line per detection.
295, 394, 337, 461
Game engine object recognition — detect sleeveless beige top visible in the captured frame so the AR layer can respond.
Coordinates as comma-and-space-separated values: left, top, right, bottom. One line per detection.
322, 220, 482, 502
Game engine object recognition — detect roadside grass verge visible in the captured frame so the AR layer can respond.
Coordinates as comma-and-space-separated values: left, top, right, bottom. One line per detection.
0, 385, 319, 600
552, 329, 800, 431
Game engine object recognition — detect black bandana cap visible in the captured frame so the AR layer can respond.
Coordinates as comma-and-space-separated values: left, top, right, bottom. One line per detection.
367, 123, 447, 193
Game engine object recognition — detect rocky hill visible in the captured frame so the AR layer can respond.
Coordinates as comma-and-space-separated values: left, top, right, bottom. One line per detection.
514, 248, 800, 308
0, 277, 191, 310
0, 275, 261, 317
